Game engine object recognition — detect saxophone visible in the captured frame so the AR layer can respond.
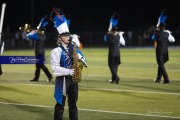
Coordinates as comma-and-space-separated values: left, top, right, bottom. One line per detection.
72, 42, 84, 83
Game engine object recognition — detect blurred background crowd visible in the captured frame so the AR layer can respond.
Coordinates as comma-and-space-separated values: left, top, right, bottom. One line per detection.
1, 0, 180, 49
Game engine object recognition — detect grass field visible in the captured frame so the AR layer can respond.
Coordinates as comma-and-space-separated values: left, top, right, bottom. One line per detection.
0, 47, 180, 120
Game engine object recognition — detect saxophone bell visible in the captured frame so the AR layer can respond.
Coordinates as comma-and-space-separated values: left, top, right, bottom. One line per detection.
78, 55, 87, 68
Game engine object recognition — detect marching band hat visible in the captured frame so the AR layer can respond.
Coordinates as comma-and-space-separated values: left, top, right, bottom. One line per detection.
156, 9, 168, 27
50, 7, 70, 35
58, 32, 71, 37
158, 23, 166, 30
108, 12, 120, 31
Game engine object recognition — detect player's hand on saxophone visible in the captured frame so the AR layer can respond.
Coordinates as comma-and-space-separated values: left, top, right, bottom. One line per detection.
68, 69, 75, 76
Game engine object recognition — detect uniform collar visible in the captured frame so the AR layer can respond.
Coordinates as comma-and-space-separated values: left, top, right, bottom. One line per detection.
61, 42, 68, 49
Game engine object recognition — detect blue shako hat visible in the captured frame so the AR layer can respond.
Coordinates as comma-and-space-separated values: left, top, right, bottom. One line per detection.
50, 7, 70, 36
108, 12, 120, 31
156, 9, 168, 27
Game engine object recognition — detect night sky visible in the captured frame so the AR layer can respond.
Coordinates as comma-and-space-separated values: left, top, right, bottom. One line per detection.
0, 0, 179, 33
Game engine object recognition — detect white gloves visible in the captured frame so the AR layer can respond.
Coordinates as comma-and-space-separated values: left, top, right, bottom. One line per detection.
68, 69, 75, 76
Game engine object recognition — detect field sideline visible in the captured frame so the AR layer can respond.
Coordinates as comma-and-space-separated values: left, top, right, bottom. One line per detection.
0, 47, 180, 120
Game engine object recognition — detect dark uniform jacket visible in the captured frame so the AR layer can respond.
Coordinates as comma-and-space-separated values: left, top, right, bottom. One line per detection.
154, 30, 169, 64
106, 34, 121, 67
34, 34, 46, 64
34, 34, 46, 55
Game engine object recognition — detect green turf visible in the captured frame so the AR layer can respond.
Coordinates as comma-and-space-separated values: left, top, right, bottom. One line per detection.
0, 47, 180, 120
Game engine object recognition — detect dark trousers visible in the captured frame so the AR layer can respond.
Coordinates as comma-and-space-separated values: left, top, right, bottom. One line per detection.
109, 65, 119, 81
156, 52, 169, 81
34, 64, 52, 80
157, 63, 169, 81
54, 78, 78, 120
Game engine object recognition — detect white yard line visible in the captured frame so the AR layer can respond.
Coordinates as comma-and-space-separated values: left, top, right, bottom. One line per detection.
0, 101, 179, 119
24, 83, 180, 95
81, 87, 180, 95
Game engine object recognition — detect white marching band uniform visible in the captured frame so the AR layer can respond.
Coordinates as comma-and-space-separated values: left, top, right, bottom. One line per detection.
50, 44, 87, 77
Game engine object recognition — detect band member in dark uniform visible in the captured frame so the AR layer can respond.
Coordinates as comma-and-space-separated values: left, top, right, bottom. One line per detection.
50, 8, 87, 120
26, 16, 52, 82
104, 12, 125, 84
152, 10, 175, 83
